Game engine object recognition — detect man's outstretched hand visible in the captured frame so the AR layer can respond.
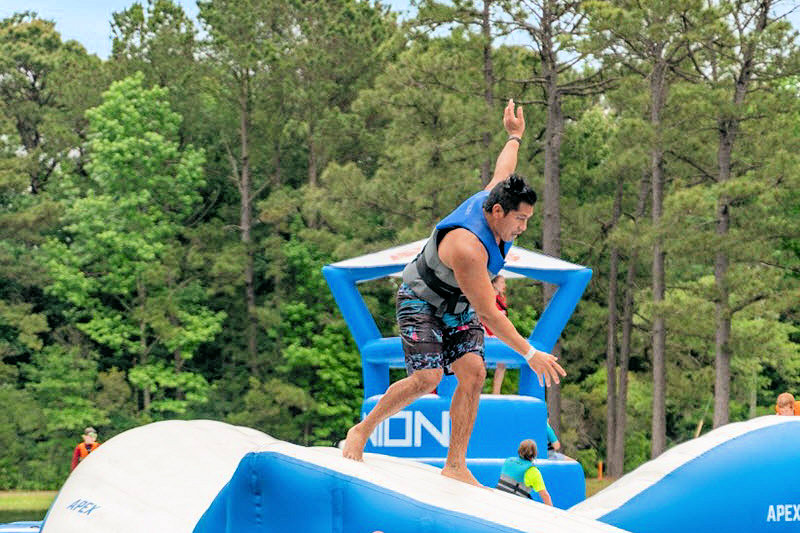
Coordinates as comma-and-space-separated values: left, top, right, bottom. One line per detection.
503, 99, 525, 138
527, 349, 566, 387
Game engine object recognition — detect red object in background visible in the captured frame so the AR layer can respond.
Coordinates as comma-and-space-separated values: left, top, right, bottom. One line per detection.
483, 294, 507, 337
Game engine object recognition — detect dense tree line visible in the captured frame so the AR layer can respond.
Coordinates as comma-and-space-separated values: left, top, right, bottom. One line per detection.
0, 0, 797, 488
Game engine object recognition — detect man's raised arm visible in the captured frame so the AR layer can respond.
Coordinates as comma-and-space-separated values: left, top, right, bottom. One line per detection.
485, 99, 525, 191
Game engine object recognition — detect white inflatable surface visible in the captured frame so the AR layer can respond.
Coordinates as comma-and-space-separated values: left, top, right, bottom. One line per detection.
41, 420, 277, 532
41, 420, 627, 533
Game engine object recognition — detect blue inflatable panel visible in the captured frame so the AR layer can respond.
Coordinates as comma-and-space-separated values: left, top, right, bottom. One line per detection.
420, 457, 585, 509
361, 394, 585, 509
194, 452, 524, 533
571, 417, 800, 533
192, 447, 625, 533
362, 395, 548, 460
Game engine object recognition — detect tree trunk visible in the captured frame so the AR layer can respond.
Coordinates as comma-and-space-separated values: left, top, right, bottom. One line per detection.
613, 263, 635, 477
712, 1, 765, 428
546, 379, 561, 435
274, 138, 282, 187
480, 0, 494, 187
611, 171, 650, 478
712, 203, 731, 428
239, 75, 258, 373
606, 249, 619, 465
308, 132, 318, 187
649, 58, 667, 458
541, 4, 564, 431
174, 348, 186, 401
605, 177, 623, 474
170, 300, 186, 400
138, 279, 150, 412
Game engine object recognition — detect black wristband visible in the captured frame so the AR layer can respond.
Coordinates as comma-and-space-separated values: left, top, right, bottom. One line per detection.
507, 135, 522, 145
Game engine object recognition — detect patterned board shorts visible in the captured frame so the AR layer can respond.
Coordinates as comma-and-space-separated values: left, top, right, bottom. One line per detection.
396, 283, 485, 375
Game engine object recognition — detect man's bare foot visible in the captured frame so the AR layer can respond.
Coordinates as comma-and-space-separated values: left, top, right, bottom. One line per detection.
441, 464, 482, 487
342, 424, 369, 461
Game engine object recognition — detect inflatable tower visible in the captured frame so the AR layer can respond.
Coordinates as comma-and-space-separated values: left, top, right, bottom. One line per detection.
323, 239, 592, 508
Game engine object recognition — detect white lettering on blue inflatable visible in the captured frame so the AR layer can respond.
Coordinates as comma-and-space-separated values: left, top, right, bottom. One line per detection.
367, 411, 450, 448
383, 411, 413, 446
66, 499, 101, 516
414, 410, 449, 447
766, 504, 800, 522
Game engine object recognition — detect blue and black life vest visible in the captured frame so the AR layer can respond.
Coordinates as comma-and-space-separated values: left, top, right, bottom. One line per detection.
402, 191, 510, 315
496, 456, 534, 498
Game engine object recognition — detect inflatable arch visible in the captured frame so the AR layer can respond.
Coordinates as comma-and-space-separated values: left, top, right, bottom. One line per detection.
571, 416, 800, 532
322, 239, 593, 506
34, 420, 627, 533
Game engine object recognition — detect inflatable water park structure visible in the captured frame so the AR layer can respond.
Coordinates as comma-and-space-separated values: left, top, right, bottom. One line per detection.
3, 238, 799, 532
29, 420, 629, 533
322, 239, 593, 508
7, 415, 798, 532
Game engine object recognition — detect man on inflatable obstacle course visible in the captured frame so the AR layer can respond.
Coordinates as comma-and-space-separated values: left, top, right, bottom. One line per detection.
342, 99, 565, 487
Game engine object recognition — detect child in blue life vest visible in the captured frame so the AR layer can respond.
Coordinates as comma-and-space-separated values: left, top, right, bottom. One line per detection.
496, 439, 552, 506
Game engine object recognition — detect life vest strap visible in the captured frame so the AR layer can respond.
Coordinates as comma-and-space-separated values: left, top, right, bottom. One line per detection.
414, 254, 468, 314
496, 475, 532, 498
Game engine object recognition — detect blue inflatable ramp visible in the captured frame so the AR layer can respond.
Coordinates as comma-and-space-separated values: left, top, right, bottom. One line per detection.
571, 416, 800, 532
34, 420, 626, 533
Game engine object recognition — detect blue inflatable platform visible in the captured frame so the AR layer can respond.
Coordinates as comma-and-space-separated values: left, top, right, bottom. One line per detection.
571, 416, 800, 532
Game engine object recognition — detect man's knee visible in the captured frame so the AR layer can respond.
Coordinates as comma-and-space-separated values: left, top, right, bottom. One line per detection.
410, 368, 443, 392
456, 356, 486, 390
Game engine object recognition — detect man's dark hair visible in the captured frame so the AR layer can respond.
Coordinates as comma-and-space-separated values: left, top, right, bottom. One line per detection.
483, 174, 537, 214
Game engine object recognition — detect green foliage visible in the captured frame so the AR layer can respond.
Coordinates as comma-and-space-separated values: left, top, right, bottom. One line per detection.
227, 377, 313, 442
110, 0, 203, 138
0, 301, 47, 354
42, 73, 223, 418
95, 367, 136, 426
279, 327, 362, 445
271, 237, 363, 444
22, 344, 108, 432
128, 361, 210, 415
574, 447, 599, 478
0, 386, 45, 489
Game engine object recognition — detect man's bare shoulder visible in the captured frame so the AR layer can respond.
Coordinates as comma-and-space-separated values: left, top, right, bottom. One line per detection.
439, 228, 488, 270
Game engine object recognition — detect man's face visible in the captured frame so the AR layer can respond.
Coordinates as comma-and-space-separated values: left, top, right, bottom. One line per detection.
777, 403, 794, 416
83, 433, 97, 444
491, 202, 534, 242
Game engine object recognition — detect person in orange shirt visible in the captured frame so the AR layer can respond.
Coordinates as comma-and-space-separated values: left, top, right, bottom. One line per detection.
775, 392, 795, 416
70, 427, 101, 471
